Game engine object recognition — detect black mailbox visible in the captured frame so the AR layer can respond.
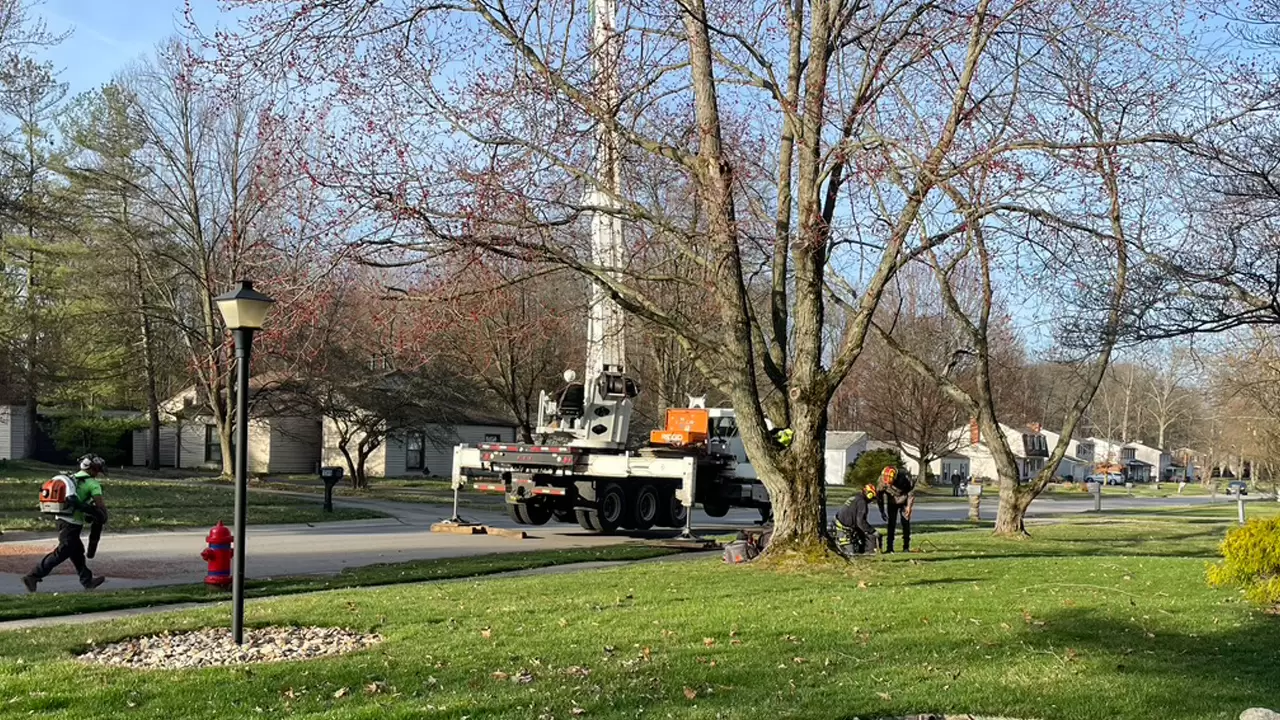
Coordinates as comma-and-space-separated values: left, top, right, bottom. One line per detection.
320, 466, 344, 512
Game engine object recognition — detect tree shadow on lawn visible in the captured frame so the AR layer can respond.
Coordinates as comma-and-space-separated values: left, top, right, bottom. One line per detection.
1023, 605, 1280, 713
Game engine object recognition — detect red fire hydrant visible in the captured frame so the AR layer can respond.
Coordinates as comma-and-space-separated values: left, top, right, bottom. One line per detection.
201, 521, 233, 587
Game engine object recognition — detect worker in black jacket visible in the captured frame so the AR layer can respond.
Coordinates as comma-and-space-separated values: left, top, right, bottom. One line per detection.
877, 466, 915, 553
834, 484, 879, 555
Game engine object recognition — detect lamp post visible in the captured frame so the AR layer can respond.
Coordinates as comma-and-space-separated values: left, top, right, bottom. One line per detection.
213, 279, 274, 645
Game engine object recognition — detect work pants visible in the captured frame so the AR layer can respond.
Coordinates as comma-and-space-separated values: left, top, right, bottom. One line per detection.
30, 520, 94, 587
884, 496, 910, 552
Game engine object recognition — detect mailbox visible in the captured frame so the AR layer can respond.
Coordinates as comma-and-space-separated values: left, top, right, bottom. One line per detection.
320, 466, 344, 512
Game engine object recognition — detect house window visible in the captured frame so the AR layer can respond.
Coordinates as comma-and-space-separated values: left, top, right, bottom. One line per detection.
484, 433, 502, 443
1121, 448, 1136, 462
406, 432, 425, 470
1079, 443, 1094, 462
205, 425, 222, 464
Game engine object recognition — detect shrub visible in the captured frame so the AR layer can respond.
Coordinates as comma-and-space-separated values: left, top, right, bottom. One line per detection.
1207, 517, 1280, 608
50, 415, 147, 467
844, 448, 904, 488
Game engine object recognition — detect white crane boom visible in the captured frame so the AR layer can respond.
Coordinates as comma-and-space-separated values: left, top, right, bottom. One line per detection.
534, 0, 635, 449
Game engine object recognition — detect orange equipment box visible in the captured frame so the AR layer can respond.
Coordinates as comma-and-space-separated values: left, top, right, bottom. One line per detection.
649, 408, 710, 447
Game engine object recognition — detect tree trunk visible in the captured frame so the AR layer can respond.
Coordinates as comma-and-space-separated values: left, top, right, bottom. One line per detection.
136, 254, 162, 470
339, 442, 359, 489
994, 487, 1033, 535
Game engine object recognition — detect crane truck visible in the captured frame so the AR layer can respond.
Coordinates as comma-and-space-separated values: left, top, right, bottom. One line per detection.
449, 0, 772, 534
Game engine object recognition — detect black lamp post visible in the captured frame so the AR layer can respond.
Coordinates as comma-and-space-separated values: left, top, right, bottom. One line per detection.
213, 279, 274, 645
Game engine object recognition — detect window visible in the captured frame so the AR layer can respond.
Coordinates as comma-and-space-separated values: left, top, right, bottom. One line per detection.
1121, 448, 1136, 462
1078, 443, 1095, 462
406, 432, 425, 470
205, 425, 221, 464
484, 433, 502, 443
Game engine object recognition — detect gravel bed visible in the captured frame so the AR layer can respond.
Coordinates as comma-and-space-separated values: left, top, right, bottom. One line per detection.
78, 626, 382, 670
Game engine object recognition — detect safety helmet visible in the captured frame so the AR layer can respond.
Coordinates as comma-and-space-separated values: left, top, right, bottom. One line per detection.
79, 454, 107, 475
863, 483, 877, 499
879, 466, 897, 486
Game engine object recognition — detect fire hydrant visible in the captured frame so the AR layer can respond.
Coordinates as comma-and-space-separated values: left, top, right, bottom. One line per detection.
201, 521, 233, 587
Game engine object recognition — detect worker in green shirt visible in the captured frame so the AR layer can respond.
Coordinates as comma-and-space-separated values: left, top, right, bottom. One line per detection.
23, 455, 109, 592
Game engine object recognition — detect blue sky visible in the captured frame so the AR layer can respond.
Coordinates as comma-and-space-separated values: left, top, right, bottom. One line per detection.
35, 0, 227, 95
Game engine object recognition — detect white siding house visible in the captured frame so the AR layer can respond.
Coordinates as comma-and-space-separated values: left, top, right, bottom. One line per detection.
323, 417, 518, 479
130, 380, 323, 475
953, 421, 1050, 482
823, 431, 868, 485
0, 404, 29, 461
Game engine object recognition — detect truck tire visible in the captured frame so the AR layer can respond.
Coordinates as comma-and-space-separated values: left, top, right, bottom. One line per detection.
627, 484, 660, 531
576, 507, 601, 531
666, 491, 689, 528
508, 502, 552, 526
595, 482, 626, 533
702, 500, 730, 518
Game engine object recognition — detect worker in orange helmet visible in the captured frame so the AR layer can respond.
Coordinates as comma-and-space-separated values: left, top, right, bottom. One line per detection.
877, 465, 915, 553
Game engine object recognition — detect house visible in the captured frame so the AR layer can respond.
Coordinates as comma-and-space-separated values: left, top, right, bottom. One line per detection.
130, 377, 323, 475
861, 438, 970, 484
1084, 437, 1179, 484
0, 404, 29, 460
824, 431, 869, 485
1039, 429, 1094, 481
952, 420, 1050, 482
322, 411, 519, 479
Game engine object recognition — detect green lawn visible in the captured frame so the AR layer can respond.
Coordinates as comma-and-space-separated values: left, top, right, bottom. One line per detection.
0, 478, 386, 532
1, 516, 1276, 719
1100, 502, 1280, 520
0, 545, 680, 621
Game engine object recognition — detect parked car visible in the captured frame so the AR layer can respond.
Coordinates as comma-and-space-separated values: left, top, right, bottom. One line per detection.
1086, 473, 1125, 486
1227, 480, 1248, 496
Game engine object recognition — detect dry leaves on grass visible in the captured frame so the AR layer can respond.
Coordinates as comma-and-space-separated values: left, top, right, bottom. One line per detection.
480, 628, 493, 639
683, 687, 697, 700
703, 637, 716, 648
333, 687, 349, 699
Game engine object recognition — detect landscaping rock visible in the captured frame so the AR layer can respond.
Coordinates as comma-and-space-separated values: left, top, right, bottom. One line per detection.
1241, 709, 1280, 720
79, 626, 381, 670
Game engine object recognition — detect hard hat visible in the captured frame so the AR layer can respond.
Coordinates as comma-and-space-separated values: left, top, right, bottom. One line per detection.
863, 483, 877, 499
79, 454, 107, 475
879, 466, 897, 485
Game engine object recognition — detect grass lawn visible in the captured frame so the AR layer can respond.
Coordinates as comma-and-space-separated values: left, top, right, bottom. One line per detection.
1100, 502, 1280, 520
2, 516, 1276, 719
0, 478, 387, 532
0, 545, 680, 622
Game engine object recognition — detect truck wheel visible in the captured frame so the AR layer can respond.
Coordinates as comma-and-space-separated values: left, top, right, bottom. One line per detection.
595, 482, 626, 532
522, 503, 553, 525
576, 507, 601, 531
508, 502, 552, 525
628, 484, 660, 531
669, 493, 689, 527
507, 502, 529, 525
702, 500, 730, 518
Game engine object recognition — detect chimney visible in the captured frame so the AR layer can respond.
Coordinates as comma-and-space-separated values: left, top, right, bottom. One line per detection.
1030, 422, 1041, 433
969, 418, 980, 445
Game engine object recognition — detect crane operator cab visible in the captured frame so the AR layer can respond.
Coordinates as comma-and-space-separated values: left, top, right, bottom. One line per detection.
539, 368, 639, 450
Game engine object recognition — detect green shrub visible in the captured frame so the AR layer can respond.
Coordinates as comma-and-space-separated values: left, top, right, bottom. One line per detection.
50, 415, 146, 467
1207, 517, 1280, 608
844, 448, 904, 488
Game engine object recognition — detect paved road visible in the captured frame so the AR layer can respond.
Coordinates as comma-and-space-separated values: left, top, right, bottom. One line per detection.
1, 488, 1267, 596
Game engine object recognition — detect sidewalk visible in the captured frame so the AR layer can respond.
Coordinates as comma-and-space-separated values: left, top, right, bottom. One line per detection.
0, 493, 626, 596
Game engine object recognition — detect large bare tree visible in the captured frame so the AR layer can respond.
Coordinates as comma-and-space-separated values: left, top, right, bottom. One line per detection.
217, 0, 1213, 551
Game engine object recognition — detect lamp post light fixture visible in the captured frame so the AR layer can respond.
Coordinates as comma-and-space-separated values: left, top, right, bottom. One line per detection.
213, 279, 275, 645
